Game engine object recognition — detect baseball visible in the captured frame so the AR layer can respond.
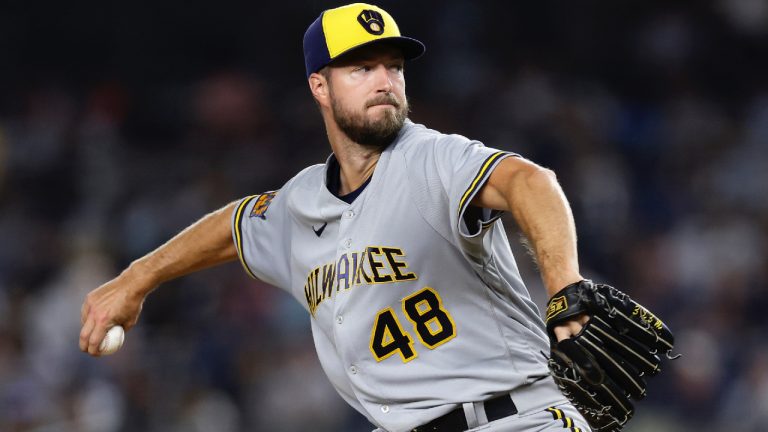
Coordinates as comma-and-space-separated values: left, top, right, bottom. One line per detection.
99, 325, 125, 355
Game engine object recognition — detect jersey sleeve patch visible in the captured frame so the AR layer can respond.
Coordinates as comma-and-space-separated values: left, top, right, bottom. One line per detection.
250, 190, 277, 219
233, 195, 260, 279
457, 151, 513, 238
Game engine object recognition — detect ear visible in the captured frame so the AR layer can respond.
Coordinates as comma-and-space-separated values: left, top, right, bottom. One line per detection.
308, 72, 331, 108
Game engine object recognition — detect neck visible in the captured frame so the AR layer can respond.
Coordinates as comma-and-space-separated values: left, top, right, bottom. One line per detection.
324, 117, 385, 196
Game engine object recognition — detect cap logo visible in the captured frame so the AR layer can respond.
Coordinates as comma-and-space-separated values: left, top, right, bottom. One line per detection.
357, 9, 385, 35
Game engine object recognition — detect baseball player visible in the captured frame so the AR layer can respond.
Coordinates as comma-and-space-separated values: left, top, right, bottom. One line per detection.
80, 3, 595, 431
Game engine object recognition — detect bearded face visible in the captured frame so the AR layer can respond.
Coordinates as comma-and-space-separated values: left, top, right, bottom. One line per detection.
329, 86, 409, 150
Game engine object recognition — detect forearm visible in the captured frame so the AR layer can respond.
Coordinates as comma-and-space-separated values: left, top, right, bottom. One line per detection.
80, 201, 240, 354
504, 167, 582, 297
126, 201, 239, 294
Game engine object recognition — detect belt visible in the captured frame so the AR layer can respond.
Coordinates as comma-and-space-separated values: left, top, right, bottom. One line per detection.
411, 395, 518, 432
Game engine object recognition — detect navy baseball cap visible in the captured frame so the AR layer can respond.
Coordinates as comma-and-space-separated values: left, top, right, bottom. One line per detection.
303, 3, 426, 78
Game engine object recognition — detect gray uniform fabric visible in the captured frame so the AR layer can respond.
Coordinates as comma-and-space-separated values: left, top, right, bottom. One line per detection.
464, 402, 590, 431
232, 120, 571, 432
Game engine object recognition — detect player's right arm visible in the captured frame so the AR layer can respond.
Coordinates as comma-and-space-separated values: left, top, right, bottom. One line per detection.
79, 201, 239, 356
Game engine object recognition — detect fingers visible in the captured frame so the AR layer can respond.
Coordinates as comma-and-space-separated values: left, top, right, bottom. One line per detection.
79, 293, 113, 356
554, 325, 575, 342
87, 323, 109, 356
553, 314, 590, 342
80, 313, 111, 356
79, 280, 119, 356
79, 273, 148, 356
79, 318, 96, 353
80, 292, 105, 356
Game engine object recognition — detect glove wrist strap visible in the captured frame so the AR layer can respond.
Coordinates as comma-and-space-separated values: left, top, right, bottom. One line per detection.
545, 279, 593, 333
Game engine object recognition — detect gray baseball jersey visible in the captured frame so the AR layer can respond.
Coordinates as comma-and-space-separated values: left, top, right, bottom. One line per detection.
232, 120, 566, 432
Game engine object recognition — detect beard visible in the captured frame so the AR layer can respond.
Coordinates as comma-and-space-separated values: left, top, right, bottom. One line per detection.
331, 91, 409, 150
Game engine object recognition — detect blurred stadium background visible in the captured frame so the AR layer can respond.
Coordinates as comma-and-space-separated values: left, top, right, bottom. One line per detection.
1, 0, 767, 431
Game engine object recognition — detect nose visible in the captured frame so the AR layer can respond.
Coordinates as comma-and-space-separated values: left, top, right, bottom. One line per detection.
372, 64, 393, 93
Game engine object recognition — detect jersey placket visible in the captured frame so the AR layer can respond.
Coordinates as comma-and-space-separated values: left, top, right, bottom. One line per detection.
329, 149, 392, 423
332, 202, 368, 406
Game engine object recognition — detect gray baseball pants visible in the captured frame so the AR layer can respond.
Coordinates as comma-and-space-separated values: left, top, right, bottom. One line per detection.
374, 377, 592, 432
465, 403, 590, 431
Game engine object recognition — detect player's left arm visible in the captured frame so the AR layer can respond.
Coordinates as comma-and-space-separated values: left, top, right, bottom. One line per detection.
471, 156, 587, 339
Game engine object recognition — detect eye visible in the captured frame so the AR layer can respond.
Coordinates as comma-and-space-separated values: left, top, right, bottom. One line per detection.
354, 65, 372, 72
389, 64, 404, 73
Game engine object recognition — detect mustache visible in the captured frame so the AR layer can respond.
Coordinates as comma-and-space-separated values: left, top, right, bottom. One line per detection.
366, 93, 401, 108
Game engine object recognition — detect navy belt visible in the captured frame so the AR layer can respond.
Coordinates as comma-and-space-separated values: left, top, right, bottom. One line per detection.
411, 395, 518, 432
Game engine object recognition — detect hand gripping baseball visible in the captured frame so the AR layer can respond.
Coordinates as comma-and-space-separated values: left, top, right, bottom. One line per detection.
544, 280, 677, 432
79, 268, 151, 356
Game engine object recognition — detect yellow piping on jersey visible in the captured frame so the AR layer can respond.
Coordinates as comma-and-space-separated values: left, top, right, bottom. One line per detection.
234, 195, 259, 279
457, 151, 509, 218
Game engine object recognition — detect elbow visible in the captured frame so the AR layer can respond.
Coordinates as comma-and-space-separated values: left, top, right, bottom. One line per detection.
520, 164, 559, 191
492, 158, 562, 210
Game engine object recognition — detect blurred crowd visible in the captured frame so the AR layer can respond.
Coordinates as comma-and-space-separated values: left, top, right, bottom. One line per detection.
1, 1, 767, 431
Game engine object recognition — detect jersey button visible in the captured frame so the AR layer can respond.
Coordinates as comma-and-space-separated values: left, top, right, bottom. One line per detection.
343, 210, 355, 218
380, 405, 390, 413
349, 365, 358, 375
336, 315, 343, 324
343, 238, 352, 249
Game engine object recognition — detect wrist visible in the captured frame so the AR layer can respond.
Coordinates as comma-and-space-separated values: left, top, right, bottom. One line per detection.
123, 259, 160, 296
544, 274, 583, 298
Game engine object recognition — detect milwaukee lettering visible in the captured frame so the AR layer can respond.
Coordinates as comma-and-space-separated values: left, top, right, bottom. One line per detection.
304, 246, 417, 315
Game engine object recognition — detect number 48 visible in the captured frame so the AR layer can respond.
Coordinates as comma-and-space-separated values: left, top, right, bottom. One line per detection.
369, 287, 456, 363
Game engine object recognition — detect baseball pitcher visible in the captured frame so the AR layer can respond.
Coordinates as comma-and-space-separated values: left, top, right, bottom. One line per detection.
80, 4, 675, 431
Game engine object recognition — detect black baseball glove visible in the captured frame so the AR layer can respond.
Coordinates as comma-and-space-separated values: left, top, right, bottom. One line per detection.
545, 280, 677, 432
